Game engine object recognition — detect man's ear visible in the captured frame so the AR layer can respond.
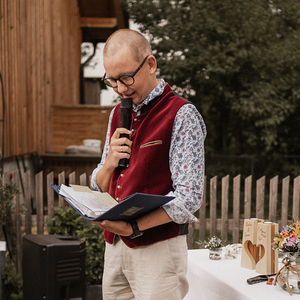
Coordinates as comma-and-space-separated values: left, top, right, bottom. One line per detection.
147, 55, 157, 75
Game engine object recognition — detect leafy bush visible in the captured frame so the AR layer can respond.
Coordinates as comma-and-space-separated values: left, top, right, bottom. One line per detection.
1, 266, 23, 300
45, 207, 105, 285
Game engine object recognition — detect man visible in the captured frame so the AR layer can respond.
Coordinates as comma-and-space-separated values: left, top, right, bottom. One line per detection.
91, 29, 206, 300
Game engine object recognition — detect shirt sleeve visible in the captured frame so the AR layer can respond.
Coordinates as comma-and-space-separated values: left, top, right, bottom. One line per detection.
162, 103, 207, 224
90, 108, 115, 191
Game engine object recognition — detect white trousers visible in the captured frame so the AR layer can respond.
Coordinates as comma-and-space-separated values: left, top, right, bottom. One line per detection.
102, 235, 189, 300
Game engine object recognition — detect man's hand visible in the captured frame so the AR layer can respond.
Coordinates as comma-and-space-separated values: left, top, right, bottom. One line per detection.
94, 208, 173, 237
105, 128, 133, 170
96, 128, 132, 192
94, 220, 133, 237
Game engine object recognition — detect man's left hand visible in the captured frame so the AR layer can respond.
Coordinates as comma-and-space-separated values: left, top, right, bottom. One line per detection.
93, 220, 133, 236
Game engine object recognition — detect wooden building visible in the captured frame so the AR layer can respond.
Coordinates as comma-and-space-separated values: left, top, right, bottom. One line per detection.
0, 0, 128, 179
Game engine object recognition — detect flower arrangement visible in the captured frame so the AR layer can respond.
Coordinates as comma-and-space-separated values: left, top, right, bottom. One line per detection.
204, 236, 225, 250
272, 221, 300, 254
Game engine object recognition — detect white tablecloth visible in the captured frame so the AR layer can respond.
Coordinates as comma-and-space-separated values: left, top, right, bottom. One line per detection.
184, 249, 292, 300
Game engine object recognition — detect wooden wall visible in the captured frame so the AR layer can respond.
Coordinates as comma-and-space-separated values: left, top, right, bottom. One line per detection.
51, 104, 113, 153
0, 0, 82, 158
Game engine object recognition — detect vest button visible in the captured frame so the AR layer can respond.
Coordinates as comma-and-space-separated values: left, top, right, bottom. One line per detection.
134, 118, 137, 122
117, 185, 121, 189
131, 129, 135, 132
120, 173, 124, 177
116, 197, 119, 201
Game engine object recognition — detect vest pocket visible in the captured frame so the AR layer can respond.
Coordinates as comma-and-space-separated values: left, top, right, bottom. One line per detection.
140, 140, 163, 148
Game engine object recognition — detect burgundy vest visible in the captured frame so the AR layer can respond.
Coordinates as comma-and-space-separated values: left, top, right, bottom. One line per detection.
104, 84, 188, 248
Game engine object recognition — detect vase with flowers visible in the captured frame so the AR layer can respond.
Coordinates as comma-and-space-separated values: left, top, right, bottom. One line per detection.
204, 236, 225, 260
272, 221, 300, 295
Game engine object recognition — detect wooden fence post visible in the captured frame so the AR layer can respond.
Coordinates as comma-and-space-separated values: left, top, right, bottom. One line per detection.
233, 175, 241, 243
256, 176, 265, 219
69, 171, 76, 185
35, 171, 44, 234
58, 171, 65, 206
269, 175, 278, 222
244, 175, 252, 219
47, 172, 54, 219
80, 173, 87, 186
24, 170, 32, 234
221, 175, 229, 240
210, 176, 217, 237
293, 175, 300, 222
281, 176, 290, 227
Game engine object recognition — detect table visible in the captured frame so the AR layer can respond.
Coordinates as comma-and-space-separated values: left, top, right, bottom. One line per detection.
184, 249, 292, 300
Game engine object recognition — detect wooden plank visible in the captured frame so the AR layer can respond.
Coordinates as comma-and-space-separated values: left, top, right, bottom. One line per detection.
58, 171, 65, 206
69, 171, 76, 185
210, 176, 217, 237
80, 17, 118, 28
38, 0, 46, 151
43, 0, 53, 152
24, 170, 32, 234
292, 175, 300, 222
1, 0, 81, 158
281, 176, 290, 227
51, 105, 112, 153
19, 0, 28, 153
80, 173, 87, 186
221, 175, 229, 240
256, 176, 265, 219
10, 0, 18, 155
199, 176, 206, 249
47, 172, 54, 219
269, 175, 278, 222
35, 171, 44, 234
233, 174, 241, 243
244, 175, 252, 219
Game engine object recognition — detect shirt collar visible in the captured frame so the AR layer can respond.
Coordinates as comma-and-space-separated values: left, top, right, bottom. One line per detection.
132, 79, 166, 114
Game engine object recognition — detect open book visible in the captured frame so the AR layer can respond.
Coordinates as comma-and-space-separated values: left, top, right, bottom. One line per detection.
51, 184, 174, 222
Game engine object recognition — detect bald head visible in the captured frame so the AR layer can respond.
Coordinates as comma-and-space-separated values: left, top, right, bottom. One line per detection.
103, 29, 152, 63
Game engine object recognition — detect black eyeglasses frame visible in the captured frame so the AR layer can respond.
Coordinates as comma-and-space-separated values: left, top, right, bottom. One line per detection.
102, 55, 149, 88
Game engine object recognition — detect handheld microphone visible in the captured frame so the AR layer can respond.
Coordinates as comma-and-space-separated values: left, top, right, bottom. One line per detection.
118, 97, 132, 167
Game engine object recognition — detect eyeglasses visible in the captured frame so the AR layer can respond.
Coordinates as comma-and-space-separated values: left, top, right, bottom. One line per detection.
102, 56, 149, 88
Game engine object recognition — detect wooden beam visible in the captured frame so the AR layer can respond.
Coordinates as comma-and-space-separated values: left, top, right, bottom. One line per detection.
80, 17, 117, 28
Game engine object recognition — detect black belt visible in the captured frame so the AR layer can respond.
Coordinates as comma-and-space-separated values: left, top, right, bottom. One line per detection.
179, 223, 189, 235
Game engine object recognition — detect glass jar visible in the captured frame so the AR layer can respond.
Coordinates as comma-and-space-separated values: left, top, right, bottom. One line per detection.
209, 248, 222, 260
280, 252, 300, 294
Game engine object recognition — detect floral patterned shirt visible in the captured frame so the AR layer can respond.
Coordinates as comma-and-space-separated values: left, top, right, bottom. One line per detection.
91, 79, 206, 223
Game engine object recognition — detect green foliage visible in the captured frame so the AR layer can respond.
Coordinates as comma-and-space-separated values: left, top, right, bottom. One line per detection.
123, 0, 300, 163
76, 224, 105, 285
1, 266, 23, 300
45, 207, 105, 285
45, 206, 86, 237
0, 180, 20, 227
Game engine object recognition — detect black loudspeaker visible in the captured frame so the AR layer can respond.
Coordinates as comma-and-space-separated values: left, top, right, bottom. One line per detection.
23, 234, 86, 300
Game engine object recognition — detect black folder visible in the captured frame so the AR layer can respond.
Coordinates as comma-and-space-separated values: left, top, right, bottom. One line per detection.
51, 184, 174, 222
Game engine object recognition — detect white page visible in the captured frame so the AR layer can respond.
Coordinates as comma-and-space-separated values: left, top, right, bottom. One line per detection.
59, 185, 112, 217
70, 184, 118, 206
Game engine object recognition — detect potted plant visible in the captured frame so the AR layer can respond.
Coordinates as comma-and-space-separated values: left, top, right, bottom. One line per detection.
203, 236, 225, 260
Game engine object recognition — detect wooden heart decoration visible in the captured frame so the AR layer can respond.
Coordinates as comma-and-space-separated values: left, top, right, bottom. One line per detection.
244, 240, 265, 264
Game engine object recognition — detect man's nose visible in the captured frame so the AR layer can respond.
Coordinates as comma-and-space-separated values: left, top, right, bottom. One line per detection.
115, 80, 128, 93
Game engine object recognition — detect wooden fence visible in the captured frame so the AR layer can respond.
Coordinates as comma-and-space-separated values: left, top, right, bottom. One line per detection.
4, 171, 300, 273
